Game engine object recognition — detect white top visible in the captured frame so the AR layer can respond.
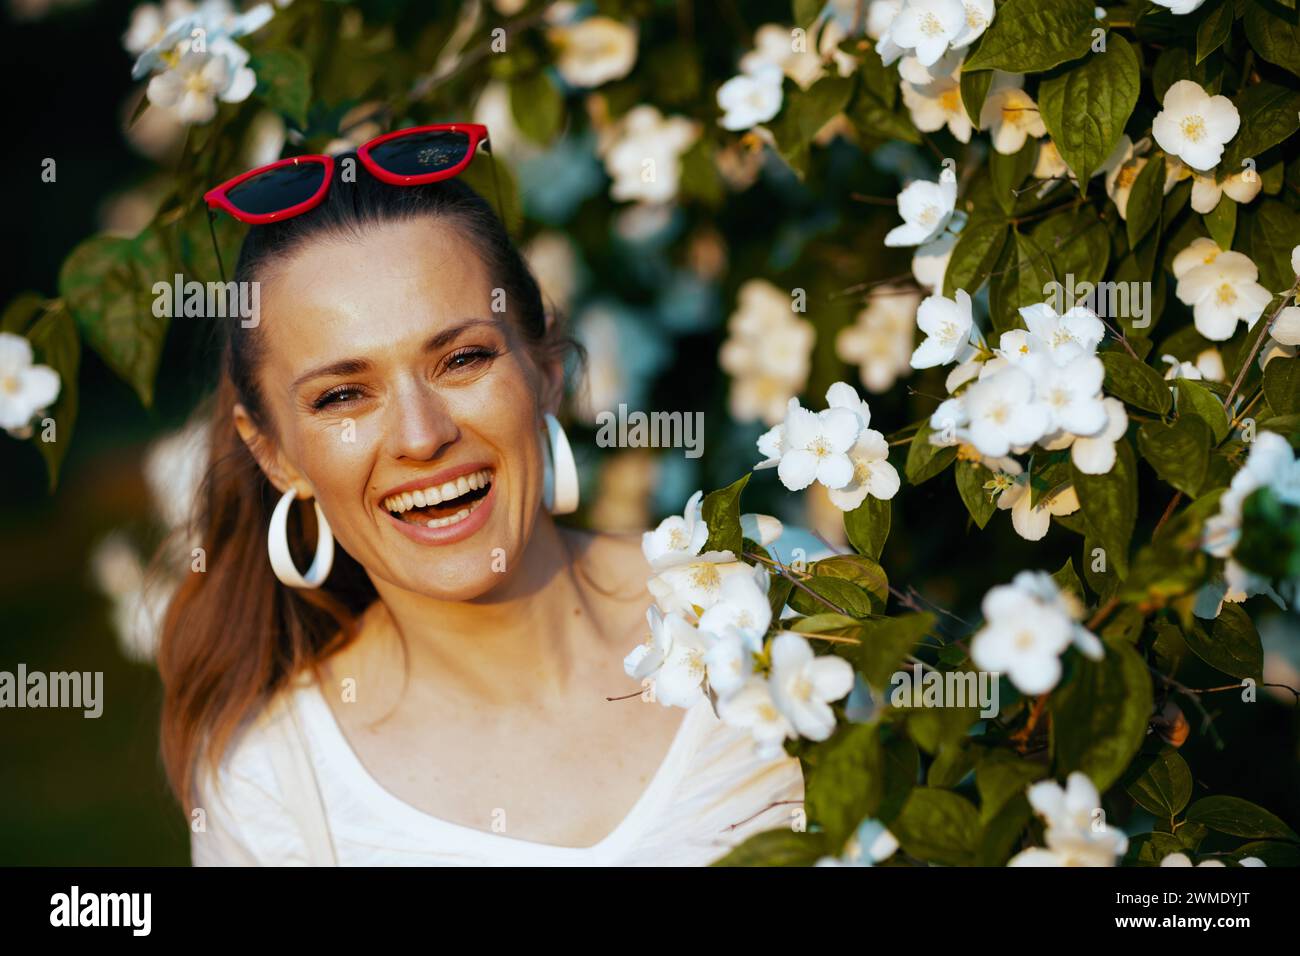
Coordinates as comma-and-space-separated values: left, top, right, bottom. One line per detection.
190, 528, 828, 866
191, 677, 805, 866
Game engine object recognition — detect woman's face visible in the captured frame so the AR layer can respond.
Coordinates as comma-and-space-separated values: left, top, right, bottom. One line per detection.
239, 217, 558, 601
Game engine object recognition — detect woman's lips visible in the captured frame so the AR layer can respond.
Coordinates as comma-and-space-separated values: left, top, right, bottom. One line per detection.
382, 479, 496, 546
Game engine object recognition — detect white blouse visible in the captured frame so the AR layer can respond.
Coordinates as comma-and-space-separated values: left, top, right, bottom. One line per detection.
191, 676, 805, 866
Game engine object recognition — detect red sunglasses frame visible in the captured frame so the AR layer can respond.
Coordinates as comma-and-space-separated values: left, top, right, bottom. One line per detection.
203, 122, 492, 225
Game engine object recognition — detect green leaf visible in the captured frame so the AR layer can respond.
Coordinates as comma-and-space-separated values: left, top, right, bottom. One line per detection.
955, 460, 998, 529
1013, 232, 1057, 316
1202, 193, 1237, 248
250, 49, 312, 127
25, 304, 79, 491
1100, 350, 1173, 414
510, 70, 564, 143
805, 723, 884, 849
1030, 204, 1111, 288
843, 496, 891, 561
1236, 486, 1300, 580
976, 751, 1048, 823
1052, 557, 1086, 603
959, 68, 993, 127
1, 292, 46, 336
963, 0, 1097, 72
1038, 33, 1140, 188
1072, 439, 1139, 578
855, 612, 935, 690
1243, 2, 1300, 76
1174, 378, 1231, 442
1049, 639, 1153, 791
710, 828, 829, 866
793, 0, 823, 28
906, 420, 958, 484
890, 787, 981, 866
57, 229, 169, 408
989, 140, 1039, 213
814, 553, 890, 609
1219, 82, 1300, 175
1186, 796, 1300, 842
1137, 416, 1212, 496
1124, 748, 1193, 818
1197, 0, 1236, 63
943, 220, 1010, 298
1184, 603, 1263, 681
777, 73, 857, 151
1126, 153, 1166, 249
1263, 356, 1300, 416
1240, 201, 1300, 292
700, 474, 750, 556
788, 576, 876, 617
845, 84, 922, 146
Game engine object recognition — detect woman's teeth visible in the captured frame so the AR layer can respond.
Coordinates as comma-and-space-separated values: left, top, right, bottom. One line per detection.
382, 468, 493, 527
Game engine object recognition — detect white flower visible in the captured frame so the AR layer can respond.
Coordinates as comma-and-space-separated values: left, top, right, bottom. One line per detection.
995, 474, 1081, 541
900, 54, 972, 143
1273, 306, 1300, 347
703, 626, 763, 700
130, 0, 271, 82
1070, 397, 1128, 475
887, 0, 967, 67
1009, 772, 1128, 866
837, 286, 922, 393
625, 607, 709, 708
741, 23, 826, 90
1175, 247, 1272, 341
146, 48, 254, 124
828, 428, 901, 511
910, 289, 975, 368
548, 15, 638, 88
717, 677, 795, 758
1018, 302, 1106, 365
1172, 236, 1225, 279
979, 72, 1047, 155
123, 0, 195, 55
698, 566, 772, 643
1190, 167, 1262, 214
1150, 0, 1208, 14
1102, 136, 1151, 220
772, 401, 863, 491
717, 62, 785, 131
1153, 80, 1240, 172
0, 332, 61, 438
962, 367, 1051, 458
768, 631, 855, 741
1160, 852, 1227, 866
719, 280, 815, 426
642, 490, 712, 570
953, 0, 995, 47
973, 589, 1074, 694
1202, 432, 1300, 561
886, 175, 959, 247
648, 558, 755, 620
598, 105, 700, 204
912, 212, 963, 292
1024, 353, 1108, 437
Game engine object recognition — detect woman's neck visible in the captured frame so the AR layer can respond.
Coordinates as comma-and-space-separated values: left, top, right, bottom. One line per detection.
359, 518, 604, 706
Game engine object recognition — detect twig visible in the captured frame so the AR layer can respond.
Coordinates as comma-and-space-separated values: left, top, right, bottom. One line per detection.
1222, 277, 1300, 411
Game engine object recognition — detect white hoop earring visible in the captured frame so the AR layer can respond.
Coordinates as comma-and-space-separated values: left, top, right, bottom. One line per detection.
542, 412, 579, 515
268, 487, 335, 588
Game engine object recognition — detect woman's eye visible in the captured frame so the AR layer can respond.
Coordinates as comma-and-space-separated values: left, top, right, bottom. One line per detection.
444, 346, 498, 373
313, 386, 364, 409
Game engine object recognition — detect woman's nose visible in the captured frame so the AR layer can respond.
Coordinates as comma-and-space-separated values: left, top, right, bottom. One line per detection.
384, 382, 460, 462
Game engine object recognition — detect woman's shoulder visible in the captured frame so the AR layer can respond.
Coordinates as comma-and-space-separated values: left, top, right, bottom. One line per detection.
190, 678, 316, 865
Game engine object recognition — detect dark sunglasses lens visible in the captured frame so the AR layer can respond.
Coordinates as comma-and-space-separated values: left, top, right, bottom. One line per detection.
225, 161, 327, 216
368, 130, 470, 177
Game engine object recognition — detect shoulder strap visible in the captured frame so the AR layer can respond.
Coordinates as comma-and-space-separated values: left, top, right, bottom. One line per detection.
266, 684, 339, 866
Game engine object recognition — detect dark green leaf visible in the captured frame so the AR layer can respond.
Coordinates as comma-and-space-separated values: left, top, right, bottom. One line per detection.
1072, 439, 1139, 578
1186, 796, 1300, 841
844, 495, 891, 561
963, 0, 1097, 72
1100, 350, 1174, 414
1124, 748, 1193, 818
250, 49, 312, 127
1184, 603, 1263, 680
1137, 416, 1212, 496
806, 723, 884, 849
700, 473, 750, 555
890, 787, 981, 866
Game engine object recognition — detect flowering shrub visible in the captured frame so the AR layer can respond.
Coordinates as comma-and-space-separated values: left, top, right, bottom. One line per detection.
5, 0, 1300, 865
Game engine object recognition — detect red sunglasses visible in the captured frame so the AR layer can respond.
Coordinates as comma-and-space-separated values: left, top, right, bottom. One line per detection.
204, 122, 497, 225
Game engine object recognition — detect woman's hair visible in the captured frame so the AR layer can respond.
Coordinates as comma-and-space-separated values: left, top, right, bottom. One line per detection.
157, 153, 578, 807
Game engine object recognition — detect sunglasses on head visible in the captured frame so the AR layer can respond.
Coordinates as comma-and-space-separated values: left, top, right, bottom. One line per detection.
203, 123, 502, 279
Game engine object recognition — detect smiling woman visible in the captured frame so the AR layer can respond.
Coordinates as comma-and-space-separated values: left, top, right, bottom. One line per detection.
158, 155, 805, 865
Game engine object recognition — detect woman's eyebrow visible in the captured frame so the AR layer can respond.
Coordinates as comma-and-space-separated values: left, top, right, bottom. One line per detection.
290, 318, 505, 393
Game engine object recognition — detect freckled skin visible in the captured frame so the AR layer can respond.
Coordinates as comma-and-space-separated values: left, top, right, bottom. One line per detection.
234, 218, 690, 849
